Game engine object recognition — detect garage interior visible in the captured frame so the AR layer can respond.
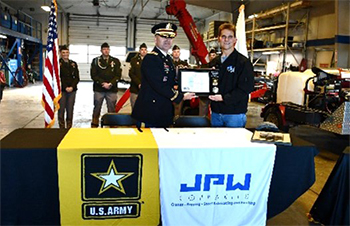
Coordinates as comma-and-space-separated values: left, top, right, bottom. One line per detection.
0, 0, 349, 225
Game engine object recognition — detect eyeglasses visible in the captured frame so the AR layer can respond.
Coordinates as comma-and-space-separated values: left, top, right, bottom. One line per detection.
220, 35, 234, 40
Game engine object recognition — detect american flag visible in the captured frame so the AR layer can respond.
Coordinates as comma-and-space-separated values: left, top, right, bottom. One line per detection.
42, 0, 61, 128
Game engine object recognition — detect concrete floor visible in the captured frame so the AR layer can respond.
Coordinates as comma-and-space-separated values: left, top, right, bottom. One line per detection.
0, 82, 342, 225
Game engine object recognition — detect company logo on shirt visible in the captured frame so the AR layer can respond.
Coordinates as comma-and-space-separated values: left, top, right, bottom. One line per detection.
227, 66, 235, 73
81, 154, 142, 219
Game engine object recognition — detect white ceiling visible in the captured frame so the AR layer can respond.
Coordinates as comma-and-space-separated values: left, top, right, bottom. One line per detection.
1, 0, 306, 21
1, 0, 223, 20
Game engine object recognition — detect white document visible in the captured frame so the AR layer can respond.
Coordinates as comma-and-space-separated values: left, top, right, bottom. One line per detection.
181, 71, 210, 93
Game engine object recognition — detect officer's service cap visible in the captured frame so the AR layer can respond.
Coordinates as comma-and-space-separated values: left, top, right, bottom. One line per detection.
151, 23, 177, 38
209, 48, 216, 54
101, 42, 110, 49
172, 45, 180, 51
140, 43, 147, 49
60, 45, 69, 51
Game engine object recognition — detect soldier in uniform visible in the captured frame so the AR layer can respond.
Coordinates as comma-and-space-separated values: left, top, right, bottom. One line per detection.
199, 48, 217, 116
209, 48, 217, 62
132, 23, 195, 128
129, 43, 147, 110
172, 45, 188, 68
58, 45, 80, 129
171, 45, 188, 116
201, 48, 217, 68
90, 42, 122, 127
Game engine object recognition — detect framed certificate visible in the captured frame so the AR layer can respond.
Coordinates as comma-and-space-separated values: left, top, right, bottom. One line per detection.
178, 69, 219, 95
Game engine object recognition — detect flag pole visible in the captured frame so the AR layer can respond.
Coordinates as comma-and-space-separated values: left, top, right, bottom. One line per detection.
42, 0, 61, 128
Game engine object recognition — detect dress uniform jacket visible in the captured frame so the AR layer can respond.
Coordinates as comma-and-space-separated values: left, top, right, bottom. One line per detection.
173, 59, 189, 84
129, 54, 143, 94
132, 47, 183, 127
90, 55, 121, 92
173, 59, 188, 68
209, 49, 254, 114
59, 58, 80, 91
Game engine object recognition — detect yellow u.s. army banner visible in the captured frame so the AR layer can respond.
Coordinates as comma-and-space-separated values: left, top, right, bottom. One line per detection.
57, 128, 159, 225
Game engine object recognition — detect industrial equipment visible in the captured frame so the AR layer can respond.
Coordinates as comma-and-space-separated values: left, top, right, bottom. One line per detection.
261, 67, 350, 135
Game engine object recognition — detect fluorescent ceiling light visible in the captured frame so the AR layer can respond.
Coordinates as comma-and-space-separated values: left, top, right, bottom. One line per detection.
262, 51, 280, 55
41, 6, 50, 12
248, 14, 257, 19
0, 34, 7, 39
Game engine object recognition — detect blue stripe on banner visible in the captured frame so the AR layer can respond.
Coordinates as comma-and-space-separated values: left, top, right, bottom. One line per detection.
306, 35, 350, 47
335, 35, 350, 44
306, 38, 335, 47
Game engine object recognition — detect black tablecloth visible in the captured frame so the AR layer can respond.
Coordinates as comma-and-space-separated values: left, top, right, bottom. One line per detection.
289, 125, 350, 155
267, 134, 318, 219
309, 147, 349, 225
1, 129, 68, 225
1, 128, 318, 225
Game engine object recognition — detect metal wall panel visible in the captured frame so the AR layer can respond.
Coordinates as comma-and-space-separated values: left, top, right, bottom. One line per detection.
68, 16, 191, 80
68, 15, 127, 80
69, 15, 127, 46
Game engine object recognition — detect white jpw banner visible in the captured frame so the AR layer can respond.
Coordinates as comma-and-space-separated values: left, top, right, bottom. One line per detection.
152, 128, 276, 226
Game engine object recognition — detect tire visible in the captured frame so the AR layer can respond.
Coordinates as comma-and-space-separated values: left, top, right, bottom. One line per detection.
264, 107, 283, 130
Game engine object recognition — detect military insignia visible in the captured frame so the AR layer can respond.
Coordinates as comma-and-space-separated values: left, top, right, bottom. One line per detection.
164, 63, 170, 74
148, 51, 158, 55
81, 154, 142, 219
111, 61, 115, 68
71, 62, 76, 68
170, 90, 179, 101
163, 76, 168, 82
97, 57, 107, 70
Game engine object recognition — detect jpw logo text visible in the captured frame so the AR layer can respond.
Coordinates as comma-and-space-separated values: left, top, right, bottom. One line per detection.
180, 174, 251, 192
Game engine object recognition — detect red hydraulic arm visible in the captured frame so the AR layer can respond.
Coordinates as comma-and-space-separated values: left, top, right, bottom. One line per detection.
166, 0, 208, 65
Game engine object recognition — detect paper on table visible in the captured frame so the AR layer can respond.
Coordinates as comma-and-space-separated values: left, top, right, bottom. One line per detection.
109, 128, 137, 135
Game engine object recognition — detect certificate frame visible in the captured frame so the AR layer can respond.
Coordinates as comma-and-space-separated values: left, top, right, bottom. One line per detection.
178, 69, 219, 96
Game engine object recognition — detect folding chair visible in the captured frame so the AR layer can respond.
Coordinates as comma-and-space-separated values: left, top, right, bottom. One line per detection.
173, 115, 211, 128
100, 113, 136, 128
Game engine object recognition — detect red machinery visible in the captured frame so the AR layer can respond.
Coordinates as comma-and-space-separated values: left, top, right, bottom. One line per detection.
167, 0, 268, 108
166, 0, 208, 65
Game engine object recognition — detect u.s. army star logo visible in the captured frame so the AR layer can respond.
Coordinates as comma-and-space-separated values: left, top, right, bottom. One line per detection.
82, 154, 142, 201
91, 160, 133, 195
81, 154, 143, 219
